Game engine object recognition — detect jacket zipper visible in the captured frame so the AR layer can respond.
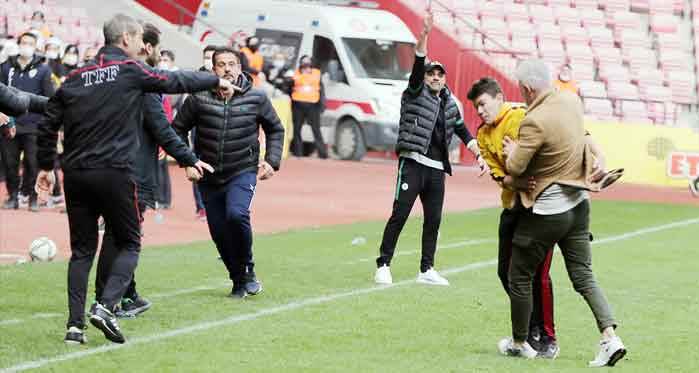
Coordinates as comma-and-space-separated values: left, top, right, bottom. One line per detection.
424, 95, 440, 151
218, 97, 228, 172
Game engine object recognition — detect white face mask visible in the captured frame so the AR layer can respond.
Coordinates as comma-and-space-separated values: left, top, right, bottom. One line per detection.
46, 50, 59, 60
31, 21, 43, 30
204, 60, 213, 71
158, 62, 170, 71
63, 54, 78, 66
19, 46, 35, 58
273, 59, 285, 69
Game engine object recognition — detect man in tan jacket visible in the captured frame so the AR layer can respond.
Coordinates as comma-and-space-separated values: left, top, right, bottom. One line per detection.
497, 59, 627, 367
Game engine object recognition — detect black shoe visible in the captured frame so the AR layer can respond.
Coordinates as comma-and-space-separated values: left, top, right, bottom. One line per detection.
89, 303, 125, 344
64, 326, 87, 345
230, 286, 247, 299
87, 301, 97, 317
690, 177, 699, 197
29, 198, 39, 212
117, 296, 152, 318
244, 280, 263, 296
2, 198, 18, 209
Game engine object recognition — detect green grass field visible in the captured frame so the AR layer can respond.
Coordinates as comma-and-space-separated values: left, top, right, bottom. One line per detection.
1, 200, 698, 372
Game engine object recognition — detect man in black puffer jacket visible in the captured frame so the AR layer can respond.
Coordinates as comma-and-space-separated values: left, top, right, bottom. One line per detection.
173, 46, 285, 299
374, 11, 489, 286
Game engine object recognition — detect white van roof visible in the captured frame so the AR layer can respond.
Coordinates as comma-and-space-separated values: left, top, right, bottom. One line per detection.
197, 0, 416, 44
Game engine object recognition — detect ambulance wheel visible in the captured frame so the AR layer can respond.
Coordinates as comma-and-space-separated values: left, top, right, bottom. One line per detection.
334, 119, 366, 161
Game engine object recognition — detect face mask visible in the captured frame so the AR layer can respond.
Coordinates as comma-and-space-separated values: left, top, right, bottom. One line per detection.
273, 59, 285, 69
31, 21, 42, 30
158, 62, 170, 71
204, 60, 213, 71
46, 50, 59, 60
248, 44, 258, 52
19, 46, 35, 58
63, 54, 78, 66
559, 73, 570, 82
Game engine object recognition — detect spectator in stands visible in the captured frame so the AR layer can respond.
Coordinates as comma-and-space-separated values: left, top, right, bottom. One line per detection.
61, 44, 80, 75
554, 64, 579, 96
0, 39, 19, 64
264, 52, 293, 95
200, 45, 216, 72
290, 55, 327, 159
82, 46, 98, 65
0, 32, 55, 211
29, 11, 52, 40
43, 37, 66, 86
499, 58, 626, 366
241, 36, 264, 87
172, 46, 285, 299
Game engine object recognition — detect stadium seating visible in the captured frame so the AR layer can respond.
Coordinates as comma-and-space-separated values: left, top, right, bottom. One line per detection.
1, 0, 101, 59
413, 0, 698, 124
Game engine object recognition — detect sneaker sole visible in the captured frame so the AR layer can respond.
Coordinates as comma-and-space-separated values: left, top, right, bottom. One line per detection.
64, 338, 86, 345
89, 315, 125, 344
246, 285, 263, 296
606, 348, 627, 367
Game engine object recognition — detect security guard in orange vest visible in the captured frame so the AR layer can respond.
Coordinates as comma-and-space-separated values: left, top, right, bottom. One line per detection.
290, 55, 327, 159
241, 36, 264, 87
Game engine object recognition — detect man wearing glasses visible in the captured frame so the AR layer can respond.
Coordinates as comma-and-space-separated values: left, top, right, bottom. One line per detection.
374, 11, 488, 286
173, 47, 285, 299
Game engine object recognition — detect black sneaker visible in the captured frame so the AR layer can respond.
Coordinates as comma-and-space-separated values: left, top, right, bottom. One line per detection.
64, 326, 87, 345
537, 341, 560, 359
690, 177, 699, 197
89, 303, 125, 344
230, 286, 247, 299
87, 301, 97, 317
117, 296, 152, 318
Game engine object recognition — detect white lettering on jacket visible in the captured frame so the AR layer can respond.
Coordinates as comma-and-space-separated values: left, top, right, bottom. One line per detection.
81, 65, 120, 87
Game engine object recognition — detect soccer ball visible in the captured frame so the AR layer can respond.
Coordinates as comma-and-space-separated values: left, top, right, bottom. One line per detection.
29, 237, 57, 262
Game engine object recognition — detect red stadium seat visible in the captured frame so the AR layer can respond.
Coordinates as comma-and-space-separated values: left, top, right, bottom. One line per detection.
536, 22, 562, 41
561, 25, 589, 44
504, 3, 530, 23
579, 80, 608, 98
478, 2, 504, 20
608, 11, 642, 30
573, 0, 599, 10
650, 14, 679, 33
593, 46, 623, 65
553, 6, 581, 26
570, 62, 596, 81
598, 64, 630, 84
530, 4, 555, 24
588, 27, 615, 48
583, 98, 616, 120
600, 0, 630, 13
607, 82, 640, 100
619, 100, 652, 124
632, 68, 666, 87
566, 43, 595, 64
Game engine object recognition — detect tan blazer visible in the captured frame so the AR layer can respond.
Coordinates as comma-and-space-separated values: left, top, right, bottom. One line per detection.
506, 90, 601, 208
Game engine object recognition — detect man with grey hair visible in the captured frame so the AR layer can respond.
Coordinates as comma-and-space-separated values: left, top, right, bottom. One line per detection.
498, 59, 626, 366
35, 13, 233, 345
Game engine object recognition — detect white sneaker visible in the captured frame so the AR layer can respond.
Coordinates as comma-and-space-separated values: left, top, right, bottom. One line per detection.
589, 336, 627, 367
416, 268, 449, 286
497, 337, 537, 359
374, 265, 393, 285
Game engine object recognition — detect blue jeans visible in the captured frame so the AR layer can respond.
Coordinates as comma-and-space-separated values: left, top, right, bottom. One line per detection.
199, 172, 257, 284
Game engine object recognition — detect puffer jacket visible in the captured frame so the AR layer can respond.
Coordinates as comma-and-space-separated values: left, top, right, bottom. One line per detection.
396, 84, 472, 156
173, 73, 285, 185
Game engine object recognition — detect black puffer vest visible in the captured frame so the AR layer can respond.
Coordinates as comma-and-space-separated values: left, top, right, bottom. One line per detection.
396, 84, 460, 154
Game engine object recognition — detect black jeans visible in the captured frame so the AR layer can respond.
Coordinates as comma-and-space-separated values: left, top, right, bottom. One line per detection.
499, 207, 556, 341
0, 133, 38, 199
377, 158, 445, 272
156, 159, 171, 207
64, 168, 141, 329
94, 201, 146, 303
291, 101, 327, 158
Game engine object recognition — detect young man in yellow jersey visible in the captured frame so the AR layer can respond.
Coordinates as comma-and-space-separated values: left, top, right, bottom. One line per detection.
467, 77, 558, 358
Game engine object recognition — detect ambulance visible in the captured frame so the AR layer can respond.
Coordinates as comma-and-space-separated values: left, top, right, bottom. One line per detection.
193, 0, 420, 160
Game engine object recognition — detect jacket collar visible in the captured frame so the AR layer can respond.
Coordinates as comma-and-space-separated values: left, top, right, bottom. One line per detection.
527, 89, 555, 113
10, 55, 42, 72
96, 45, 129, 63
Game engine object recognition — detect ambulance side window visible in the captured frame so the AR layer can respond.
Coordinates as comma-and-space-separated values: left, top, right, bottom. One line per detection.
312, 35, 347, 84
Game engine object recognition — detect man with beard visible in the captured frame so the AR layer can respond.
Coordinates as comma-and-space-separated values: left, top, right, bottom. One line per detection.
173, 47, 285, 298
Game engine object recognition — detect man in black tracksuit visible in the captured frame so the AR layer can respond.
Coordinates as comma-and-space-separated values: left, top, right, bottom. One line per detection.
36, 14, 232, 345
0, 82, 47, 139
173, 47, 285, 299
374, 12, 489, 286
93, 23, 205, 319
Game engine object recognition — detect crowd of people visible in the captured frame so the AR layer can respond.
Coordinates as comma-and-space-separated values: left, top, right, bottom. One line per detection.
0, 5, 635, 369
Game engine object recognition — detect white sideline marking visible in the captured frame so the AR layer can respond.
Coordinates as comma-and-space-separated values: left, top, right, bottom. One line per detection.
1, 217, 697, 372
346, 239, 496, 264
